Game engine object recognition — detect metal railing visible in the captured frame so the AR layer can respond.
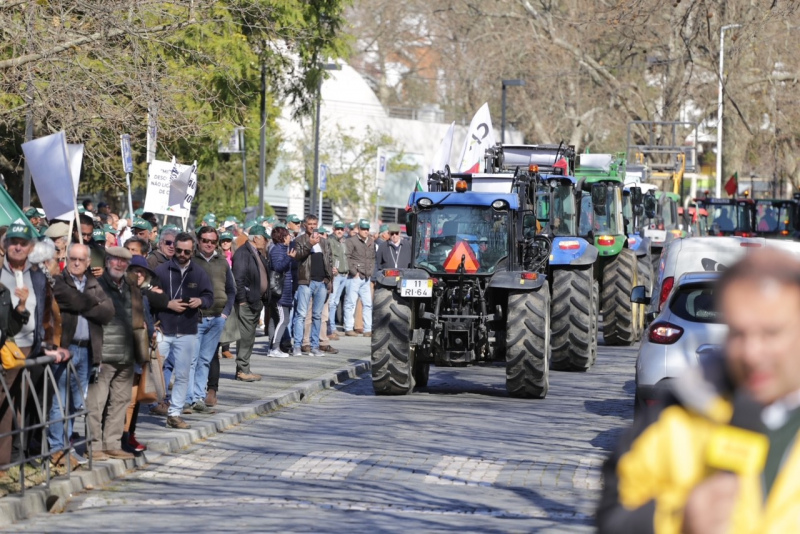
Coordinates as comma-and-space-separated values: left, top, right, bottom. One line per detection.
0, 355, 92, 496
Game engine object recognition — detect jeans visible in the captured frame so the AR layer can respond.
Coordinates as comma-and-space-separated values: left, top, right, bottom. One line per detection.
46, 345, 90, 452
158, 334, 198, 417
329, 274, 347, 333
293, 281, 327, 349
344, 276, 372, 333
188, 316, 225, 405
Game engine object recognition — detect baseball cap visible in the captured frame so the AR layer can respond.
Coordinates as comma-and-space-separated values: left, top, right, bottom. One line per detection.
103, 224, 118, 235
219, 231, 234, 241
347, 222, 356, 230
266, 216, 278, 224
92, 228, 106, 241
318, 227, 329, 235
274, 222, 286, 229
6, 218, 33, 240
255, 215, 267, 224
78, 207, 86, 214
286, 214, 301, 224
97, 202, 109, 209
249, 225, 268, 237
358, 219, 370, 230
379, 224, 389, 233
132, 218, 153, 231
24, 207, 39, 219
134, 208, 144, 216
202, 213, 217, 225
333, 220, 345, 230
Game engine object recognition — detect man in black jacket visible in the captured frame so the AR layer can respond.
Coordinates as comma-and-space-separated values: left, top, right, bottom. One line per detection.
231, 225, 270, 382
292, 215, 332, 357
374, 223, 411, 273
154, 233, 214, 429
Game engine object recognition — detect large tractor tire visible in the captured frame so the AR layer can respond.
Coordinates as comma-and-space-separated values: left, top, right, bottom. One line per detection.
634, 254, 654, 341
371, 288, 414, 395
602, 248, 638, 346
550, 267, 596, 372
505, 288, 551, 398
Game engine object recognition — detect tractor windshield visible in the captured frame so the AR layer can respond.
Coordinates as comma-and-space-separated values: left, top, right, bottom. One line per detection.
414, 206, 509, 274
756, 202, 794, 234
708, 203, 754, 235
622, 193, 633, 234
593, 185, 623, 235
537, 183, 577, 236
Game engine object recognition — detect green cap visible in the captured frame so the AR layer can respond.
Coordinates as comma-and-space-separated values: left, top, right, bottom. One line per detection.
224, 215, 241, 224
274, 222, 286, 229
161, 224, 179, 234
266, 216, 278, 224
24, 207, 39, 219
78, 207, 86, 214
132, 218, 153, 231
6, 218, 33, 241
286, 214, 301, 224
358, 219, 370, 230
103, 224, 118, 235
333, 220, 345, 229
347, 222, 356, 230
219, 231, 233, 241
202, 213, 217, 225
92, 228, 106, 242
255, 215, 267, 224
318, 227, 329, 235
134, 208, 144, 216
379, 224, 389, 233
249, 225, 268, 237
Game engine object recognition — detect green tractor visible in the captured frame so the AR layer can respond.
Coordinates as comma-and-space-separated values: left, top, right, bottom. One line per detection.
574, 153, 644, 346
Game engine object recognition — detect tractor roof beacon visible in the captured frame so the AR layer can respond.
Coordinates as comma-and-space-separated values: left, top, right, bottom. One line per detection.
371, 161, 554, 398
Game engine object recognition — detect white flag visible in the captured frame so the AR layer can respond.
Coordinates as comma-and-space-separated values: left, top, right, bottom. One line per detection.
457, 103, 496, 173
428, 121, 455, 181
21, 131, 75, 219
168, 160, 198, 210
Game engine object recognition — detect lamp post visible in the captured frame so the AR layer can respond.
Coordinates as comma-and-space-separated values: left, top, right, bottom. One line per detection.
218, 126, 247, 208
715, 23, 741, 198
501, 79, 525, 143
311, 63, 341, 218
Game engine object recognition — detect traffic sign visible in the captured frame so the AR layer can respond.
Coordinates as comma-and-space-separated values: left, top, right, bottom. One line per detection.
376, 148, 387, 189
444, 240, 480, 273
120, 134, 134, 174
320, 164, 328, 192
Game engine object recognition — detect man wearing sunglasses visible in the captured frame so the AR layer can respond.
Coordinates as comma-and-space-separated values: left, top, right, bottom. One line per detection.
153, 233, 214, 429
147, 227, 178, 271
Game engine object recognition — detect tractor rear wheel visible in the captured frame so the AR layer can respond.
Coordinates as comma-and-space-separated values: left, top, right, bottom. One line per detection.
505, 288, 551, 398
602, 249, 638, 346
371, 288, 414, 395
550, 267, 596, 372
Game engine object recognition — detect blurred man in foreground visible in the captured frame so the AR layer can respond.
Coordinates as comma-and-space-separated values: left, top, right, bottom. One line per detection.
598, 248, 800, 533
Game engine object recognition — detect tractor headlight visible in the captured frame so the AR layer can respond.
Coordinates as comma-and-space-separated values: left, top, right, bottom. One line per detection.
491, 200, 508, 210
418, 198, 433, 208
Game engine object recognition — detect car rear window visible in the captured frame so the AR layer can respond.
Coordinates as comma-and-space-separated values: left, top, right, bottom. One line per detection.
669, 284, 720, 324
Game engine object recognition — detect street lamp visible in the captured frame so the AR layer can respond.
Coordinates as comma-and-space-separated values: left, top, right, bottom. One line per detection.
218, 126, 248, 207
715, 23, 741, 197
311, 62, 342, 219
501, 79, 525, 143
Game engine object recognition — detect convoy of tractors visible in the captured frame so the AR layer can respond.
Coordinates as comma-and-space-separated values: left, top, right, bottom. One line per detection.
369, 141, 800, 398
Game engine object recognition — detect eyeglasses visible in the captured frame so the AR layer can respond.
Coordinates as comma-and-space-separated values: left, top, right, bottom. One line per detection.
175, 248, 193, 256
200, 238, 218, 245
162, 240, 174, 247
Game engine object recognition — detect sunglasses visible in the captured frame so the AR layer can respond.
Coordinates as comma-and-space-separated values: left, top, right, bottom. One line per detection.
162, 240, 175, 247
389, 232, 399, 236
200, 238, 218, 245
175, 248, 193, 256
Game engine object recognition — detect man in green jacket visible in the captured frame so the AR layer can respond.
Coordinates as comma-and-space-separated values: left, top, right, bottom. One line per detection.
328, 221, 349, 339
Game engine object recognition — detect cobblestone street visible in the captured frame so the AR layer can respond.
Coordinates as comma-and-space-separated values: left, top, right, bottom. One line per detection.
13, 340, 637, 532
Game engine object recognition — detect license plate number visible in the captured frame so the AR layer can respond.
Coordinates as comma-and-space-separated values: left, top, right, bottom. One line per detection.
400, 279, 433, 298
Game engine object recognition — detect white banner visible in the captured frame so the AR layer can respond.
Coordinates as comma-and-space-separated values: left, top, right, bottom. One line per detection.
427, 121, 455, 185
143, 158, 198, 217
457, 102, 496, 173
375, 148, 387, 189
51, 144, 84, 221
21, 131, 75, 220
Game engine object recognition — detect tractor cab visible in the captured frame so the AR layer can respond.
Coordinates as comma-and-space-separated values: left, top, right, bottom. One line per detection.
694, 197, 756, 237
753, 199, 797, 239
678, 206, 709, 237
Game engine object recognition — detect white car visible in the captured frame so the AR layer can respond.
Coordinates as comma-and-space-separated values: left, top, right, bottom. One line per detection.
649, 236, 800, 318
631, 272, 726, 413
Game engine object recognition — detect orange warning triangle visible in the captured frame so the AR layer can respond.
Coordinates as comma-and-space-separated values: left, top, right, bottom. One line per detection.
444, 240, 480, 273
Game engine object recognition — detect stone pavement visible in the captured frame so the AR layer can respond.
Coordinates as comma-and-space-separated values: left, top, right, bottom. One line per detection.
0, 332, 372, 527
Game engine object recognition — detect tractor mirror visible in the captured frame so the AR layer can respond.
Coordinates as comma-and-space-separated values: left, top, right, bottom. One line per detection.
591, 184, 607, 216
630, 285, 650, 305
644, 195, 657, 219
631, 187, 643, 206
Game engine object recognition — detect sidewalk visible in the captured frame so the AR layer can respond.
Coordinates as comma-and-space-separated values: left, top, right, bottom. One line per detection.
0, 333, 372, 527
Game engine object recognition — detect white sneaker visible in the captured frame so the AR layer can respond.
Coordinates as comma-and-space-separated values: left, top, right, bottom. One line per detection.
269, 349, 289, 358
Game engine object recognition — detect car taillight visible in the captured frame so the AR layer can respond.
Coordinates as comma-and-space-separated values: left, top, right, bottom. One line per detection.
658, 223, 664, 230
598, 235, 615, 246
521, 272, 538, 280
558, 240, 581, 250
658, 276, 674, 310
628, 237, 637, 246
735, 231, 755, 238
740, 241, 762, 248
384, 269, 400, 277
648, 322, 684, 344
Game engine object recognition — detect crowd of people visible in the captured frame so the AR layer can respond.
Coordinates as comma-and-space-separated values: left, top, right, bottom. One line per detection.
0, 199, 411, 471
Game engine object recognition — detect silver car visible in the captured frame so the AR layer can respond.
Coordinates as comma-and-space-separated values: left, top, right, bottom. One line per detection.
630, 271, 727, 415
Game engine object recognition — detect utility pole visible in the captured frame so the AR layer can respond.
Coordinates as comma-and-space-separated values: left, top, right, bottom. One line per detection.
258, 59, 267, 217
715, 24, 741, 198
311, 63, 341, 217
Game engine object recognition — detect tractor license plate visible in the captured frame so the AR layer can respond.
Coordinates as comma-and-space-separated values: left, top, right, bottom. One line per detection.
400, 279, 433, 298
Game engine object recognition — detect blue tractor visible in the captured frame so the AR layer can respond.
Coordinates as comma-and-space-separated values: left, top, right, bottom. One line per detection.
371, 165, 553, 398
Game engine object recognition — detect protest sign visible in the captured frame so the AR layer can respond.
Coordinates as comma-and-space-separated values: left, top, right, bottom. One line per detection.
143, 158, 198, 217
21, 131, 76, 220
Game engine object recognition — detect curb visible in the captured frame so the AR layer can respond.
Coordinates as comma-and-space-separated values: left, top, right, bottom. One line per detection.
0, 359, 371, 527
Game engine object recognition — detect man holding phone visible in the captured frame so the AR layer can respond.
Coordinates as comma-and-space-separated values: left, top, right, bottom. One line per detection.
154, 233, 214, 429
292, 215, 332, 357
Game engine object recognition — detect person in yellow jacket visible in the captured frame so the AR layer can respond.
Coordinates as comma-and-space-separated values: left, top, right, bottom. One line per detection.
598, 248, 800, 534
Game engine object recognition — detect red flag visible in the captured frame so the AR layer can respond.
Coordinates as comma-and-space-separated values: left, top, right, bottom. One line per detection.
724, 172, 738, 196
